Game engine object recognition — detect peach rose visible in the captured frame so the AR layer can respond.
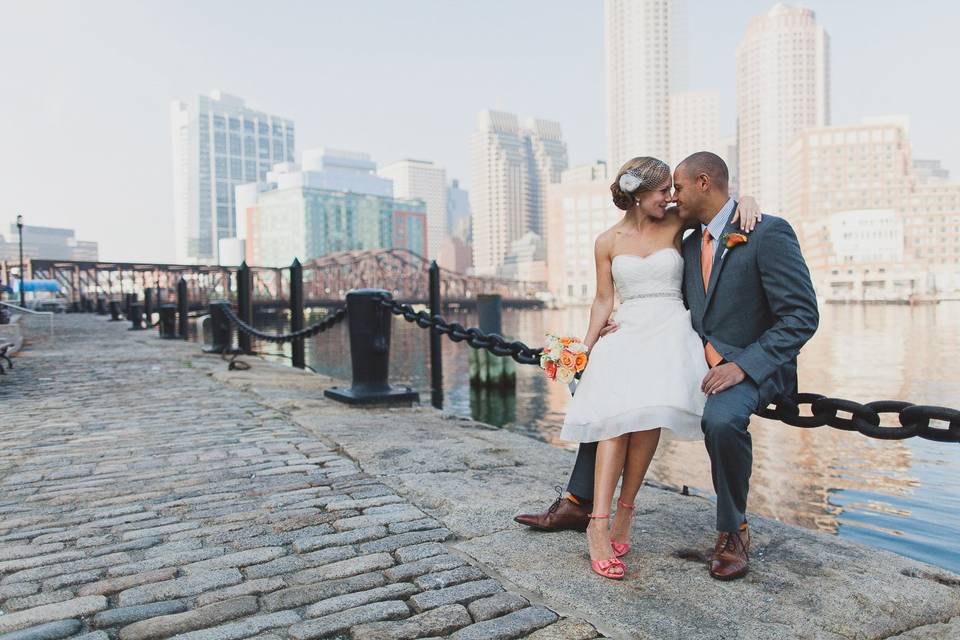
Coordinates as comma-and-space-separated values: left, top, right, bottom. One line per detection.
574, 352, 588, 372
556, 366, 574, 384
559, 349, 576, 370
723, 232, 749, 249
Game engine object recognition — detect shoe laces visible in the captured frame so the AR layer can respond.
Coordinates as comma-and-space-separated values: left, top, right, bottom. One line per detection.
547, 485, 564, 514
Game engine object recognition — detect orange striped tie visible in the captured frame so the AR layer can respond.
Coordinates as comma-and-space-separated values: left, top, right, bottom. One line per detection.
701, 231, 723, 368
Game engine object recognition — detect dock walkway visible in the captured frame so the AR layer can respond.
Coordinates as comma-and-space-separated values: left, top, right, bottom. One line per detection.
1, 316, 959, 639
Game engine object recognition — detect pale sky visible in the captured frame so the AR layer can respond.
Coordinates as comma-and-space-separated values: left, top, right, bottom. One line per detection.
2, 0, 957, 263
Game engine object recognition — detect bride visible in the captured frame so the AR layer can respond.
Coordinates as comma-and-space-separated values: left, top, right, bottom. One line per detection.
560, 156, 761, 579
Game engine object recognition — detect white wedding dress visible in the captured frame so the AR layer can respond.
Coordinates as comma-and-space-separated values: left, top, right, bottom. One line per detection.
560, 248, 708, 443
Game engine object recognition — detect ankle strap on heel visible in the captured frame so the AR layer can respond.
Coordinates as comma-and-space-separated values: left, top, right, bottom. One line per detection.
588, 513, 610, 519
617, 499, 635, 510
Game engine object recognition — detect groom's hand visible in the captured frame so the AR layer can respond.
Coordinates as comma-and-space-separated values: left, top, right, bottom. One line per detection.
599, 318, 619, 337
701, 362, 746, 395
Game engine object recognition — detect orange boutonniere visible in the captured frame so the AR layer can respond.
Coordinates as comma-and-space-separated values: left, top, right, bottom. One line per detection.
721, 232, 749, 249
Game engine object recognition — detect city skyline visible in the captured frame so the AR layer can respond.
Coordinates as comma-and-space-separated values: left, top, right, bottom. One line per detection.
2, 1, 958, 262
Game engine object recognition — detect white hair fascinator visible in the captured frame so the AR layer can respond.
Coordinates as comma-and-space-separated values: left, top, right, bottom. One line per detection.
618, 170, 642, 193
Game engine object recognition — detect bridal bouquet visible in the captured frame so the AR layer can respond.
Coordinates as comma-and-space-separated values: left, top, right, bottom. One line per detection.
540, 334, 588, 384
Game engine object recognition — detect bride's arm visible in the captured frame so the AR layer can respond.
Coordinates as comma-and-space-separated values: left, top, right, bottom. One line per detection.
583, 234, 615, 351
730, 195, 762, 232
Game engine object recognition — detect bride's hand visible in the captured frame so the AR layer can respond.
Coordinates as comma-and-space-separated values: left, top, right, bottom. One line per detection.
598, 318, 619, 338
731, 195, 762, 233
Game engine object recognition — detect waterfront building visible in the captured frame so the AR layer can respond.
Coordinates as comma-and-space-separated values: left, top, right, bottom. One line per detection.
0, 224, 98, 263
736, 4, 829, 216
545, 162, 621, 305
669, 90, 722, 167
171, 91, 295, 265
787, 119, 960, 300
243, 150, 425, 267
378, 159, 447, 260
605, 0, 686, 170
470, 110, 568, 276
446, 179, 471, 242
913, 159, 951, 184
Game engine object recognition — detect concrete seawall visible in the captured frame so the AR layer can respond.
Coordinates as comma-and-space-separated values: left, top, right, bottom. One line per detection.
2, 315, 958, 639
199, 332, 960, 639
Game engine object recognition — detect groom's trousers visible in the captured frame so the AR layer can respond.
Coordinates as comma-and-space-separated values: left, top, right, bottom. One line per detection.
565, 378, 759, 533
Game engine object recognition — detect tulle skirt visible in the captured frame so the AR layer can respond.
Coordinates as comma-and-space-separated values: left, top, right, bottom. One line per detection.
560, 297, 708, 443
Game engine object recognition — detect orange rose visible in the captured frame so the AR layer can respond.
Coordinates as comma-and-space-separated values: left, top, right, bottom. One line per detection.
574, 352, 587, 372
544, 360, 557, 380
559, 349, 576, 370
560, 337, 574, 346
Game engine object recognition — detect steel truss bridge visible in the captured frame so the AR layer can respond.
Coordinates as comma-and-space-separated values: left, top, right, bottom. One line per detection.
16, 249, 547, 310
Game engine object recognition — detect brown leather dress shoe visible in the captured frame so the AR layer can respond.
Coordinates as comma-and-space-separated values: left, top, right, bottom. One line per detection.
709, 524, 750, 581
514, 488, 590, 532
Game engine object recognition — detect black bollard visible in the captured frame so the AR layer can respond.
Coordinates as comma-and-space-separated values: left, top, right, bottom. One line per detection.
108, 300, 122, 321
324, 289, 419, 406
237, 262, 253, 354
96, 297, 107, 315
428, 261, 443, 409
290, 259, 305, 369
123, 293, 136, 316
70, 300, 81, 313
128, 303, 145, 330
202, 302, 233, 353
143, 288, 154, 326
177, 278, 189, 340
83, 297, 94, 313
159, 304, 178, 339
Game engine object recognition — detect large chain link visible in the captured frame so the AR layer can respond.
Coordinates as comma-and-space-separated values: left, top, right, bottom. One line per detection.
759, 394, 960, 443
375, 295, 543, 365
217, 302, 346, 344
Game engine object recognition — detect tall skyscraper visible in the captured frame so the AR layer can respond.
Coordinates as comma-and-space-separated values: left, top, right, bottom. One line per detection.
736, 4, 829, 216
669, 90, 722, 167
378, 160, 447, 260
171, 91, 295, 264
605, 0, 686, 172
469, 110, 568, 276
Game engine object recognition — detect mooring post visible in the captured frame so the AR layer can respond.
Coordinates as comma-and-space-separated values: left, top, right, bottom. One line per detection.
203, 302, 232, 353
472, 293, 515, 388
428, 261, 443, 409
324, 289, 419, 406
290, 258, 305, 369
237, 262, 253, 354
96, 297, 107, 315
159, 304, 177, 338
143, 287, 154, 326
108, 300, 122, 321
177, 278, 189, 340
128, 303, 145, 330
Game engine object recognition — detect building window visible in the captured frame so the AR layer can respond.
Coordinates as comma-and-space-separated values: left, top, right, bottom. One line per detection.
213, 115, 225, 129
272, 122, 283, 136
230, 157, 242, 178
272, 140, 284, 159
244, 137, 255, 155
215, 156, 227, 178
214, 131, 226, 153
243, 119, 255, 134
229, 134, 241, 155
229, 117, 240, 131
245, 160, 257, 181
216, 182, 229, 203
258, 121, 269, 135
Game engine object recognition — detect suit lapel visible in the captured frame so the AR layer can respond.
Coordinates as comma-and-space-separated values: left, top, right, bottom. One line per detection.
703, 207, 739, 313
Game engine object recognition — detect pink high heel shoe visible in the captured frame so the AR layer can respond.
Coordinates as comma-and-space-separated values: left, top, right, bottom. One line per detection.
587, 514, 625, 579
611, 499, 635, 558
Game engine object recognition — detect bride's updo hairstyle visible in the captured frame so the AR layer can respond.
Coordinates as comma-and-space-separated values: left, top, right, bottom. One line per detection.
610, 156, 671, 211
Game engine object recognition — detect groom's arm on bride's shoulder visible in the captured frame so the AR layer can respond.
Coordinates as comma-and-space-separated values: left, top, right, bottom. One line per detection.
730, 217, 819, 386
584, 232, 617, 350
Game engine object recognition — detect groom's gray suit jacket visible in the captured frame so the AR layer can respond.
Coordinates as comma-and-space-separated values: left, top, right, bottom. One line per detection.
681, 207, 820, 408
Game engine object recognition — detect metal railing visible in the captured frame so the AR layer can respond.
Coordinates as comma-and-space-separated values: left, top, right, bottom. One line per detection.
0, 301, 54, 337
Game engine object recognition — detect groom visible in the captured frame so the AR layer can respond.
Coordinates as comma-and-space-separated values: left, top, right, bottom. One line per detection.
515, 152, 819, 580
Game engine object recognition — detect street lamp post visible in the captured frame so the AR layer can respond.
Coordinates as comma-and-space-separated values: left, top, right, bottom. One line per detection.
16, 214, 24, 308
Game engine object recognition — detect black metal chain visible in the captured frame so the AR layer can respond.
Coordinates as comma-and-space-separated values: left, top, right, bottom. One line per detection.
217, 302, 346, 344
376, 294, 959, 443
759, 394, 960, 443
375, 295, 543, 365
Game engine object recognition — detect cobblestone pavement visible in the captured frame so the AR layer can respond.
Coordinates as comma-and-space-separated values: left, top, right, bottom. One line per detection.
0, 316, 597, 640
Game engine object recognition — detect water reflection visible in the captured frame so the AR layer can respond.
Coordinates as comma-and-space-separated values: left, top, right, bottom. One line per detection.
261, 302, 960, 574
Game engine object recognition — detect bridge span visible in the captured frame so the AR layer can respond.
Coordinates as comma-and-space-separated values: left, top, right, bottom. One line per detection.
15, 249, 547, 310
